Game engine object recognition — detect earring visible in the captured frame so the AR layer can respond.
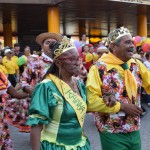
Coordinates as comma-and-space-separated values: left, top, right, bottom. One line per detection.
59, 65, 62, 79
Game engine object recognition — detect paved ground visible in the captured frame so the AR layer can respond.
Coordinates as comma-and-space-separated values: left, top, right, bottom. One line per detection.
9, 103, 150, 150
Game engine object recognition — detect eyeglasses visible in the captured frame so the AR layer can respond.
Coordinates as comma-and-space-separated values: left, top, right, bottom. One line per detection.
57, 56, 81, 65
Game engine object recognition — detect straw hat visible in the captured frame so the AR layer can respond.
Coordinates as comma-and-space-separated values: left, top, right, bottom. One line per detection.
36, 32, 63, 45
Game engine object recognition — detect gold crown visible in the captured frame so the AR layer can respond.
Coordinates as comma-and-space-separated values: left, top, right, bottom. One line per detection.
54, 36, 76, 59
106, 27, 131, 45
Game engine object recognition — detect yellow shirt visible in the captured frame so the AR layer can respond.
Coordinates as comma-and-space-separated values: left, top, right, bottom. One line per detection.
0, 64, 8, 75
86, 59, 150, 113
3, 55, 18, 63
2, 57, 19, 74
12, 56, 18, 63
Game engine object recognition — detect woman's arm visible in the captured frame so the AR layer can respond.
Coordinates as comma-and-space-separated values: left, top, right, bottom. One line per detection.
30, 125, 43, 150
7, 86, 29, 99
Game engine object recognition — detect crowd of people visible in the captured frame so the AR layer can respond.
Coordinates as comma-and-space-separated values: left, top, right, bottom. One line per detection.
0, 27, 150, 150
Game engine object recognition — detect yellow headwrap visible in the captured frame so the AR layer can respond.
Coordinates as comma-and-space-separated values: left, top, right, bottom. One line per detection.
100, 52, 137, 100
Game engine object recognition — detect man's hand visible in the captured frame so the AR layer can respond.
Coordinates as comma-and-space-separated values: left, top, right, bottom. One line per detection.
120, 103, 143, 117
103, 94, 117, 107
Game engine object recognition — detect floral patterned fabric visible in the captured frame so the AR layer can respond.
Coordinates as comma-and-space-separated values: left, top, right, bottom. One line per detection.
94, 60, 142, 133
21, 54, 53, 88
5, 97, 31, 127
5, 54, 53, 130
0, 72, 13, 150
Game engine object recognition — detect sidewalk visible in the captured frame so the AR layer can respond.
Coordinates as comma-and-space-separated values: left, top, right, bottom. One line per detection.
9, 103, 150, 150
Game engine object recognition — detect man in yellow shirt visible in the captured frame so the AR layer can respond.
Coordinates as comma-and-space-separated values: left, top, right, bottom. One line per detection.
86, 27, 150, 150
2, 49, 19, 87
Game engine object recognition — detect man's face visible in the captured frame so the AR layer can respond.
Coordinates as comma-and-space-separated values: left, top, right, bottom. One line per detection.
14, 46, 20, 52
24, 47, 31, 56
33, 51, 37, 55
42, 38, 56, 57
139, 51, 144, 57
11, 49, 15, 56
6, 52, 13, 58
81, 34, 87, 41
112, 34, 135, 62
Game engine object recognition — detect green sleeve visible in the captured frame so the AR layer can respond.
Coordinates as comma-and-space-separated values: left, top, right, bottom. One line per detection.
27, 81, 58, 126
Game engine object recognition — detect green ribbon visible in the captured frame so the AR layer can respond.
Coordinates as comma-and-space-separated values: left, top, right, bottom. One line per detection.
121, 63, 129, 70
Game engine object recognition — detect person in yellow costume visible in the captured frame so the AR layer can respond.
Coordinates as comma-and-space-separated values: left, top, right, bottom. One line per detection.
2, 49, 19, 87
0, 55, 8, 75
3, 49, 19, 63
86, 27, 150, 150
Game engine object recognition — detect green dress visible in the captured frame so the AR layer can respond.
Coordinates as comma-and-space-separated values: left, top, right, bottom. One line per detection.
26, 78, 91, 150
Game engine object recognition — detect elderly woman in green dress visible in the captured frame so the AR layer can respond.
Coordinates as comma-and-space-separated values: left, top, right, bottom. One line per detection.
26, 36, 91, 150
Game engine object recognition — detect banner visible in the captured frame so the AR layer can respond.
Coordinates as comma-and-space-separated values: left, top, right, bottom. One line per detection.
109, 0, 150, 5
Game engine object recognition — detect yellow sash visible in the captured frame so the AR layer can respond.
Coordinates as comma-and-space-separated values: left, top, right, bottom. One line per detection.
46, 74, 87, 127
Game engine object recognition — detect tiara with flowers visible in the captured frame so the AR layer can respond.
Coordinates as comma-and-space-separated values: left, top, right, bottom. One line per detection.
54, 36, 76, 59
106, 27, 131, 46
